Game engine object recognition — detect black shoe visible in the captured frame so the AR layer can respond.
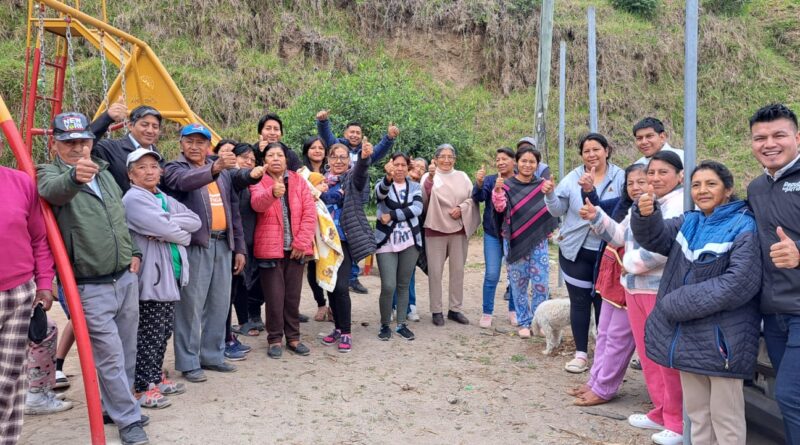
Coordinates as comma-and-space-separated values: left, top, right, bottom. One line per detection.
119, 421, 149, 445
396, 324, 415, 341
286, 342, 310, 356
267, 344, 283, 359
447, 310, 470, 325
432, 312, 445, 326
378, 324, 392, 341
104, 414, 149, 426
503, 288, 511, 301
298, 313, 310, 323
349, 279, 368, 294
200, 362, 237, 373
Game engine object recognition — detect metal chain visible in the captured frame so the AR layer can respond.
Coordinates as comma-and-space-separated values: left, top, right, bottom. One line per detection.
36, 3, 51, 162
65, 18, 80, 112
98, 30, 110, 137
118, 40, 128, 129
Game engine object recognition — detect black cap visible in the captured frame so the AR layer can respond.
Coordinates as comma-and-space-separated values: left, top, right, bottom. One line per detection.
129, 105, 162, 124
51, 112, 95, 141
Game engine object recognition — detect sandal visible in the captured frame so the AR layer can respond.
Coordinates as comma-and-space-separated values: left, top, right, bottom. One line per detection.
564, 357, 589, 374
232, 321, 261, 337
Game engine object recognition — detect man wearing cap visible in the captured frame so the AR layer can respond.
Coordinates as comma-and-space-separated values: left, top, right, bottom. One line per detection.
93, 105, 164, 192
632, 117, 684, 165
163, 123, 259, 382
36, 112, 148, 445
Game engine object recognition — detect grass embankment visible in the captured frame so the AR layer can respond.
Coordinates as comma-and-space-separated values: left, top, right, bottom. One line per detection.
0, 0, 798, 193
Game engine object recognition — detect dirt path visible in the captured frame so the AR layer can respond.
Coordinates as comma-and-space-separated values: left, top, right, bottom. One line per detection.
18, 239, 766, 444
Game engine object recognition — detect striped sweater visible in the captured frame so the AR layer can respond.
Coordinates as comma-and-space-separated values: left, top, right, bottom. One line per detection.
491, 176, 558, 263
374, 177, 424, 249
589, 187, 684, 294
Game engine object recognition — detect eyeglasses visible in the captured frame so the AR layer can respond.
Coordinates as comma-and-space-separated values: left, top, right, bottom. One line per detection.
329, 155, 349, 162
437, 155, 455, 160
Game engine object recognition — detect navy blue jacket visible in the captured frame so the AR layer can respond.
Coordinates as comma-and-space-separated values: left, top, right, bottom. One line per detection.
630, 200, 761, 379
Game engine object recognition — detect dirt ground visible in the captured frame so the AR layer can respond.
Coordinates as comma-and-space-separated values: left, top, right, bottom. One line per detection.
20, 238, 774, 444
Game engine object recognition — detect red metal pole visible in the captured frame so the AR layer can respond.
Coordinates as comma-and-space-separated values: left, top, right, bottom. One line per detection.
51, 54, 66, 118
23, 47, 41, 155
0, 95, 107, 445
20, 46, 31, 135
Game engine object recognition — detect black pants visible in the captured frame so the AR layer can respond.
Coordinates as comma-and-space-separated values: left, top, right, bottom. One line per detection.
226, 275, 264, 339
307, 260, 326, 307
327, 242, 352, 334
135, 300, 175, 392
559, 248, 601, 354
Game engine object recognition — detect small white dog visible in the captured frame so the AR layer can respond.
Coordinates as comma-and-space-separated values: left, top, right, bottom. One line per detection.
531, 298, 596, 355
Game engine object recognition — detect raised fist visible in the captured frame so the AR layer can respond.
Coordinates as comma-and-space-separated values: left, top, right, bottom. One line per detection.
316, 110, 329, 121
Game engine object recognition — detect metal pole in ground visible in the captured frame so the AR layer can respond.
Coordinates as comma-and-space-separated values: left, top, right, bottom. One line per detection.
557, 40, 566, 288
533, 0, 555, 158
587, 6, 598, 133
682, 1, 699, 443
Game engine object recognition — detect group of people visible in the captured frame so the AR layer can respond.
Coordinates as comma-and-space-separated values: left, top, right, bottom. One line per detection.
2, 100, 800, 445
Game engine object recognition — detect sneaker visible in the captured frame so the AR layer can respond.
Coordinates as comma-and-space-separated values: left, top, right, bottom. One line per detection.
24, 390, 74, 415
479, 314, 493, 329
182, 368, 207, 383
230, 335, 252, 353
136, 383, 171, 409
158, 372, 186, 395
630, 358, 642, 370
43, 388, 66, 400
508, 311, 518, 326
201, 362, 237, 373
378, 324, 392, 341
338, 334, 352, 353
651, 429, 683, 445
54, 370, 70, 389
224, 340, 248, 361
119, 421, 149, 445
407, 305, 420, 322
321, 328, 342, 345
349, 279, 368, 294
628, 413, 663, 430
395, 324, 415, 341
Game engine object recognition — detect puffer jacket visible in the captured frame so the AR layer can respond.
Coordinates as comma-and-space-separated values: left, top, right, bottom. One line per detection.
37, 156, 139, 282
630, 199, 761, 379
250, 171, 317, 259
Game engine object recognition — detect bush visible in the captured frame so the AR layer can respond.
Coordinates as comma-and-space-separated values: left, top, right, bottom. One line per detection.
702, 0, 749, 16
279, 55, 479, 174
609, 0, 659, 18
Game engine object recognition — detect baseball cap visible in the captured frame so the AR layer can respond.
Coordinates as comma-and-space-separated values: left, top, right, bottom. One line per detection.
517, 136, 537, 149
180, 123, 212, 140
129, 105, 162, 124
52, 112, 95, 141
126, 148, 163, 167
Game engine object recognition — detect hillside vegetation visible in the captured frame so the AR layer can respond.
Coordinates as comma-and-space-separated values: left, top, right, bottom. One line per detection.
1, 0, 799, 187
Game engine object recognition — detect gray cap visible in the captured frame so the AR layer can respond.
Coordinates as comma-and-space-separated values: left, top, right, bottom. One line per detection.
517, 136, 537, 148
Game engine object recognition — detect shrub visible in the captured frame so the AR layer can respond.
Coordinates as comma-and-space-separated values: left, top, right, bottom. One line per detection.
609, 0, 659, 18
702, 0, 749, 16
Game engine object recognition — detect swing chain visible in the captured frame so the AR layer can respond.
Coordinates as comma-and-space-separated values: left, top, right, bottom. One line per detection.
98, 30, 110, 137
65, 18, 80, 112
36, 3, 51, 160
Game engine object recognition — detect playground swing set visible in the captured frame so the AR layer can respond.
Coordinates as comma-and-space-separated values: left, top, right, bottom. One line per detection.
1, 1, 222, 443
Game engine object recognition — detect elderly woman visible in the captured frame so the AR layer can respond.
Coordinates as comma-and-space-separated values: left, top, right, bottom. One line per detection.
319, 142, 376, 352
123, 148, 201, 408
250, 143, 317, 359
375, 153, 424, 341
422, 144, 480, 326
543, 133, 625, 373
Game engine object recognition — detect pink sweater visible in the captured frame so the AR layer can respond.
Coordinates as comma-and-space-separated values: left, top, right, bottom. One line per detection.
0, 167, 55, 292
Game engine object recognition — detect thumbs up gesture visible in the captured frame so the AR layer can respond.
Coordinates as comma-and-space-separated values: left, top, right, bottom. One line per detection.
541, 177, 555, 195
476, 164, 486, 187
316, 109, 329, 122
494, 176, 505, 192
638, 184, 656, 217
387, 122, 400, 139
249, 165, 265, 179
217, 143, 237, 170
74, 145, 99, 184
361, 137, 373, 160
771, 226, 800, 269
108, 96, 128, 123
272, 177, 286, 198
579, 197, 597, 221
578, 166, 596, 193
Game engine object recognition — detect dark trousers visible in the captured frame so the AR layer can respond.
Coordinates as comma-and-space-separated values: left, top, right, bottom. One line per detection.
135, 300, 175, 392
328, 242, 353, 334
307, 260, 327, 307
559, 248, 601, 354
259, 252, 305, 344
231, 275, 264, 325
763, 313, 800, 444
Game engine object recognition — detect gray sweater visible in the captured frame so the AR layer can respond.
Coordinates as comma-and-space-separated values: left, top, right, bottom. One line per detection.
123, 185, 201, 301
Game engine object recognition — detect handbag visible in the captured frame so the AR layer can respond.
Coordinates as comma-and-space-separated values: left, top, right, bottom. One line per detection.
28, 303, 48, 344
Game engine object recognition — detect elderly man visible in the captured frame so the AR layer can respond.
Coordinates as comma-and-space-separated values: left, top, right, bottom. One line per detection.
37, 112, 147, 445
164, 123, 260, 382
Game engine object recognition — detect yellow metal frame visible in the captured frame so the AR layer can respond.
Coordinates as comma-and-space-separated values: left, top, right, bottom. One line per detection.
27, 0, 221, 144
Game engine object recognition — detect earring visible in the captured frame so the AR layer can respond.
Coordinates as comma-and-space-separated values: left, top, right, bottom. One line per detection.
324, 163, 331, 171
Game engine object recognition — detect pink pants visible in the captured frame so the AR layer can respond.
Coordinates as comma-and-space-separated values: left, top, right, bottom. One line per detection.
626, 291, 683, 434
587, 300, 636, 400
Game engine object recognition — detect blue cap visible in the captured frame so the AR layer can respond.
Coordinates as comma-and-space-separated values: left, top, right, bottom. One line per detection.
180, 123, 211, 140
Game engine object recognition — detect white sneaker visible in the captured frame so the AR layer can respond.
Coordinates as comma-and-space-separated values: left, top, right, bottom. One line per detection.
651, 429, 683, 445
628, 413, 663, 430
407, 305, 420, 322
54, 370, 70, 389
24, 390, 73, 415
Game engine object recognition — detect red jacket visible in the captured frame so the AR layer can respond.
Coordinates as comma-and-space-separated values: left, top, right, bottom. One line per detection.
250, 171, 316, 259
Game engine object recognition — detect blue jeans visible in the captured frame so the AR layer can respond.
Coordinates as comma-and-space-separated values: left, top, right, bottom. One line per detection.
482, 234, 515, 314
349, 262, 360, 283
763, 313, 800, 444
392, 269, 416, 312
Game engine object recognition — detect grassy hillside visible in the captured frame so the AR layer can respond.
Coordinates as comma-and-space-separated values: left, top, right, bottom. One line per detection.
1, 0, 798, 190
